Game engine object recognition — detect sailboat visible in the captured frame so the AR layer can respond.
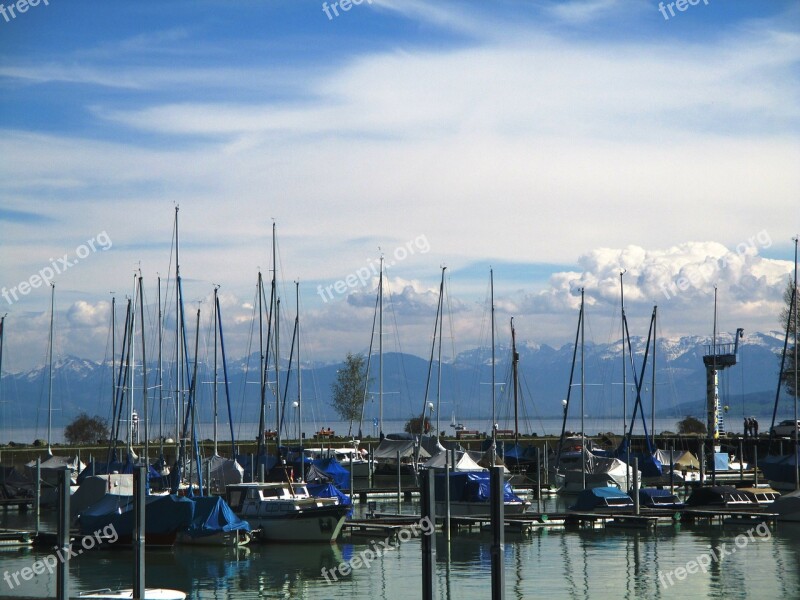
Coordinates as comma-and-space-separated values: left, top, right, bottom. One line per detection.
26, 285, 84, 496
553, 289, 638, 493
762, 235, 800, 492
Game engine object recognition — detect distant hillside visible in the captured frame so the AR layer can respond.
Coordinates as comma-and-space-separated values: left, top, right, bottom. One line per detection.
0, 332, 795, 438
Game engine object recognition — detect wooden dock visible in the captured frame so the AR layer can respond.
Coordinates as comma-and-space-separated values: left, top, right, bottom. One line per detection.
0, 529, 34, 547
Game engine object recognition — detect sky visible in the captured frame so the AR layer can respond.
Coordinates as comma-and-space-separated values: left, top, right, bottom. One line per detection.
0, 0, 799, 373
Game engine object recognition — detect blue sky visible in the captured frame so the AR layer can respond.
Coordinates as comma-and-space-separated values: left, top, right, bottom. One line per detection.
1, 0, 798, 371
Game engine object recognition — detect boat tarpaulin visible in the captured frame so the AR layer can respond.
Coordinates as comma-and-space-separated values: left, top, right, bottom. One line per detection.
570, 487, 634, 511
434, 471, 523, 504
306, 457, 350, 490
78, 493, 194, 536
307, 482, 353, 518
373, 439, 430, 461
185, 496, 250, 538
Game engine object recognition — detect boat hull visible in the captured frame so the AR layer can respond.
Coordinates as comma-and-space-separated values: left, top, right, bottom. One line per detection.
247, 504, 348, 543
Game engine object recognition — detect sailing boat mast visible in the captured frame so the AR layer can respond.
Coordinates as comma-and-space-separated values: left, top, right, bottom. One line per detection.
793, 235, 798, 491
296, 281, 302, 448
272, 222, 281, 451
490, 268, 496, 459
174, 206, 183, 446
0, 314, 5, 429
157, 277, 163, 458
47, 283, 55, 456
436, 268, 445, 435
511, 317, 519, 446
620, 271, 626, 438
651, 305, 657, 440
213, 285, 219, 456
138, 274, 149, 463
580, 287, 586, 492
379, 255, 384, 437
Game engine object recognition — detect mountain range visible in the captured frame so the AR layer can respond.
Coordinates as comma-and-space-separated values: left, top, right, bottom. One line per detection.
0, 331, 796, 439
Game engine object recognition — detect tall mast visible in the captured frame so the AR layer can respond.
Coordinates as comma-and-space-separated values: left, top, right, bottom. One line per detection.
379, 255, 384, 437
0, 314, 5, 434
47, 283, 55, 456
620, 271, 626, 438
491, 268, 496, 457
580, 287, 586, 492
157, 277, 163, 457
174, 206, 182, 445
296, 281, 302, 446
128, 274, 137, 454
272, 222, 281, 450
652, 306, 657, 441
793, 235, 798, 491
138, 274, 149, 463
511, 317, 519, 446
111, 295, 116, 432
213, 285, 219, 456
436, 267, 445, 436
258, 272, 265, 451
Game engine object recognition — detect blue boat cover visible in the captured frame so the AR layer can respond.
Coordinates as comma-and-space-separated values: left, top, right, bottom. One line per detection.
434, 471, 523, 504
760, 448, 800, 485
78, 493, 194, 536
638, 487, 685, 507
307, 482, 353, 518
571, 487, 633, 511
307, 457, 350, 490
185, 496, 250, 537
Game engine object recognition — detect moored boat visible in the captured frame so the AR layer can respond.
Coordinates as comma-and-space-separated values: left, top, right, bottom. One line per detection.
225, 481, 348, 543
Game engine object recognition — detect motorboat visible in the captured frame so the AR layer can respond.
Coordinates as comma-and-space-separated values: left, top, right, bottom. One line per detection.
433, 470, 529, 517
225, 481, 349, 543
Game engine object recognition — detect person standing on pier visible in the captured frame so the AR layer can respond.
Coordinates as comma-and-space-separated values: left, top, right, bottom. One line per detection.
744, 417, 750, 439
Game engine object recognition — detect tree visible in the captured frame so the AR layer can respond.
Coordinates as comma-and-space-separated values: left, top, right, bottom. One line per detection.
331, 353, 368, 435
403, 416, 431, 435
677, 416, 707, 435
64, 413, 109, 445
779, 277, 798, 398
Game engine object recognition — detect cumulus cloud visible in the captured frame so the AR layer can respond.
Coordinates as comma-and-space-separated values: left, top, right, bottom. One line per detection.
67, 300, 110, 327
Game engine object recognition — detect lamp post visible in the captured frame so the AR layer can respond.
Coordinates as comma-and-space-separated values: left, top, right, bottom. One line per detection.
292, 401, 300, 442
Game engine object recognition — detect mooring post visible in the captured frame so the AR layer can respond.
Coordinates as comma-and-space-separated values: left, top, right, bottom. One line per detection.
368, 444, 373, 489
349, 454, 354, 504
35, 456, 41, 535
445, 452, 451, 543
396, 450, 402, 512
420, 469, 435, 600
537, 446, 542, 513
259, 463, 265, 484
133, 465, 146, 600
753, 445, 759, 486
669, 445, 675, 493
699, 442, 705, 485
739, 439, 744, 482
491, 465, 505, 600
633, 457, 640, 516
56, 469, 69, 600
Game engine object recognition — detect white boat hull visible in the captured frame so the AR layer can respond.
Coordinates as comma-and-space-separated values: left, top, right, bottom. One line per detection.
78, 589, 185, 600
249, 507, 347, 543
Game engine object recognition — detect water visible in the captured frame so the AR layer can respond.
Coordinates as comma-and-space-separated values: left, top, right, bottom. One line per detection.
2, 498, 798, 599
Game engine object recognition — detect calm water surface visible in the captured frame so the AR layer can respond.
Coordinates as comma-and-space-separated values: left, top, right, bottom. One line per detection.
1, 498, 798, 599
